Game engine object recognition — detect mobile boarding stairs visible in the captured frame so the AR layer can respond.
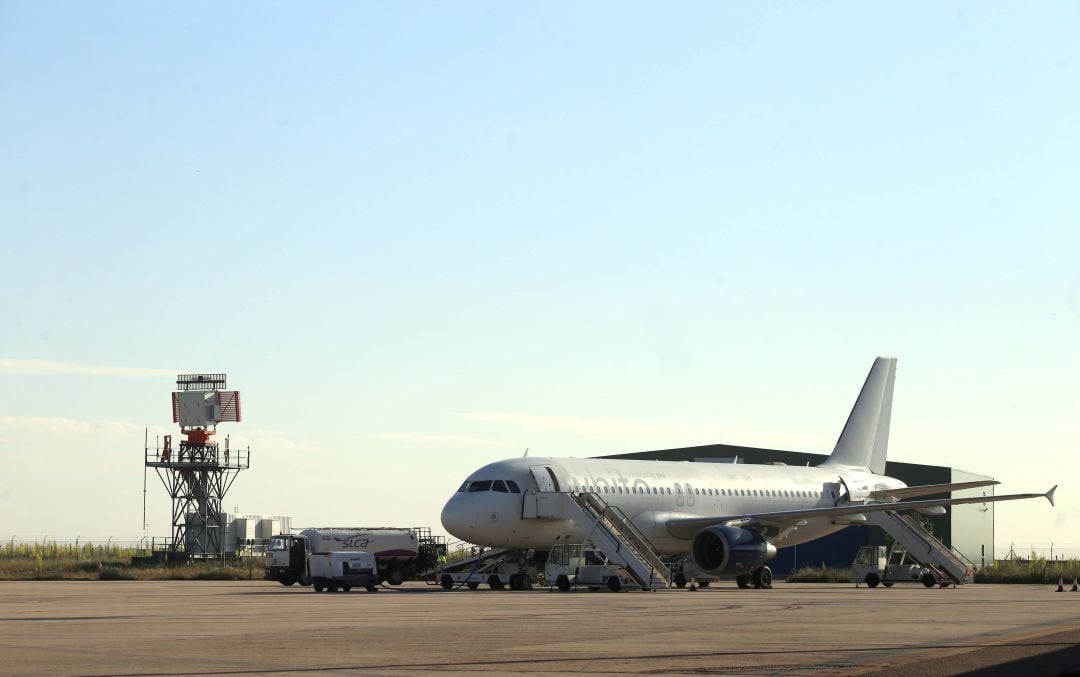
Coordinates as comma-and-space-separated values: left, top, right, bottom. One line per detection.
865, 510, 975, 585
526, 490, 671, 590
429, 491, 670, 590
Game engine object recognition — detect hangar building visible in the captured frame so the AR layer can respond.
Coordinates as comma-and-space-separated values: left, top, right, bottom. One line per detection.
603, 443, 994, 574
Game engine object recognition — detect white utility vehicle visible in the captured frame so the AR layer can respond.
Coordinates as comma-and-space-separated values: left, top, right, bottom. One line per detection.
545, 543, 640, 592
851, 544, 948, 588
308, 551, 379, 593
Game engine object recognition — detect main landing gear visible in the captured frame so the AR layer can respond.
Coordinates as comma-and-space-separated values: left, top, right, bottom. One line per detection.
736, 566, 773, 589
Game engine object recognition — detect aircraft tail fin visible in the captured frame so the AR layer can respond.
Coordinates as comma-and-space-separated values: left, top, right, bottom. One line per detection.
820, 357, 896, 475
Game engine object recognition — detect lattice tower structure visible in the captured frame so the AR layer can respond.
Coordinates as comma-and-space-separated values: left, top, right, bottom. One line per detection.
145, 374, 249, 557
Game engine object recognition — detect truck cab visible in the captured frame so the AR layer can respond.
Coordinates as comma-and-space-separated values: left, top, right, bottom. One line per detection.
265, 534, 309, 586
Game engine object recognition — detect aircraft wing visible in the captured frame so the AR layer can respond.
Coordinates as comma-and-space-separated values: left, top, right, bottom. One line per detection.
868, 479, 999, 501
665, 486, 1056, 540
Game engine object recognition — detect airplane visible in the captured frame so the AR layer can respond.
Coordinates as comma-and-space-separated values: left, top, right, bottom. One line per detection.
440, 357, 1056, 588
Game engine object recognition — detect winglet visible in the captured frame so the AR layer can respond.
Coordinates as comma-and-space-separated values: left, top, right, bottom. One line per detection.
1046, 485, 1058, 507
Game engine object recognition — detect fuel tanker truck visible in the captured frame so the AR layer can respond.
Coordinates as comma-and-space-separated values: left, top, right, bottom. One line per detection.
265, 528, 442, 586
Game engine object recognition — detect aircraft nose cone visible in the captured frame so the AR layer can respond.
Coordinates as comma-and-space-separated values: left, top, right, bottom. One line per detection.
441, 494, 478, 541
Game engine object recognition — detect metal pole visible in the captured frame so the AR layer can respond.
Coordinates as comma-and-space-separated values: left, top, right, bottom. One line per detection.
142, 428, 149, 545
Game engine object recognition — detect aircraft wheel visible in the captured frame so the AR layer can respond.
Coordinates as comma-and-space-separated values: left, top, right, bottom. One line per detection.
736, 575, 750, 589
939, 582, 951, 588
865, 574, 880, 588
488, 575, 505, 590
752, 567, 773, 589
922, 573, 936, 588
761, 567, 773, 589
328, 584, 340, 593
556, 574, 571, 592
508, 574, 522, 591
467, 581, 479, 590
313, 583, 325, 593
673, 573, 687, 588
440, 574, 453, 590
606, 576, 622, 593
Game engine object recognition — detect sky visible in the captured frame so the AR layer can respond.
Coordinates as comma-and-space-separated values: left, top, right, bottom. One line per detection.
1, 2, 1078, 557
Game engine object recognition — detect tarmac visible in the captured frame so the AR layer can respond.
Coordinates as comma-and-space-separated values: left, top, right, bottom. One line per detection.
1, 581, 1079, 676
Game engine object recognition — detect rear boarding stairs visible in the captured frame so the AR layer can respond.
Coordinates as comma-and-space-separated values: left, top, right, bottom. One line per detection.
866, 510, 975, 585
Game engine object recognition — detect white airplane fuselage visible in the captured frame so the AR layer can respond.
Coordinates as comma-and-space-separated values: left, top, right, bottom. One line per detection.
441, 456, 906, 555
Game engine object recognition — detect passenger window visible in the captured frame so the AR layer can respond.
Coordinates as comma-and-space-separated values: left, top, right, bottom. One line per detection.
492, 480, 508, 493
506, 480, 521, 493
468, 480, 492, 492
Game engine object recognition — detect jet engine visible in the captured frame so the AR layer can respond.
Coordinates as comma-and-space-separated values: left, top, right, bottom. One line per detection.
690, 525, 777, 576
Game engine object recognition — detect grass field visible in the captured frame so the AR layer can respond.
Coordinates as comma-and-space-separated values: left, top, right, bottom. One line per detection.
0, 541, 262, 581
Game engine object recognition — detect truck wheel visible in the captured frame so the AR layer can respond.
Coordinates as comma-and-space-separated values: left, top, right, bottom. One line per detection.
736, 575, 750, 589
521, 574, 533, 590
606, 576, 622, 593
698, 581, 710, 588
488, 575, 505, 591
280, 578, 296, 587
342, 586, 352, 593
467, 582, 479, 590
508, 574, 522, 591
673, 573, 687, 588
922, 573, 936, 588
440, 574, 453, 590
386, 568, 405, 586
556, 575, 571, 592
313, 584, 325, 593
882, 581, 894, 588
367, 582, 378, 592
865, 574, 880, 588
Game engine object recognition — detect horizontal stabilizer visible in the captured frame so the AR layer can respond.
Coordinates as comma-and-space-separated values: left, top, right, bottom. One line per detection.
869, 480, 999, 502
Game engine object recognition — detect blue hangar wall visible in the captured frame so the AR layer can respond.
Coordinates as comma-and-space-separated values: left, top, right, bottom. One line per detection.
600, 443, 952, 573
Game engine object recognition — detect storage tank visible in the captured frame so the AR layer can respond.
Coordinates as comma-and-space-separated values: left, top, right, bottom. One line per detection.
299, 528, 419, 560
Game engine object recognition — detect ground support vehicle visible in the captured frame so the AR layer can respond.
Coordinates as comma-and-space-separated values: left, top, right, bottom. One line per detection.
545, 543, 655, 592
308, 552, 379, 593
430, 546, 543, 590
852, 544, 951, 588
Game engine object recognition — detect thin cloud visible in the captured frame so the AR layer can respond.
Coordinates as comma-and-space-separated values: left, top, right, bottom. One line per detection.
0, 415, 169, 437
0, 358, 174, 377
366, 433, 506, 449
460, 411, 716, 442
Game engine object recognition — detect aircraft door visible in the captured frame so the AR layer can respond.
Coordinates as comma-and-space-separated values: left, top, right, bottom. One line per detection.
530, 466, 559, 492
686, 482, 695, 506
675, 482, 685, 506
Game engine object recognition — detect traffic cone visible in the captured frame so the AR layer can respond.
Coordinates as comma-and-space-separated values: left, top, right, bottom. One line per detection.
1056, 576, 1064, 592
1071, 577, 1078, 592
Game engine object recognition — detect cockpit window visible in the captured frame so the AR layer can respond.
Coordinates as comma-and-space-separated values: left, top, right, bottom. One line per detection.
506, 480, 520, 493
492, 480, 509, 493
457, 481, 470, 492
468, 480, 493, 492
